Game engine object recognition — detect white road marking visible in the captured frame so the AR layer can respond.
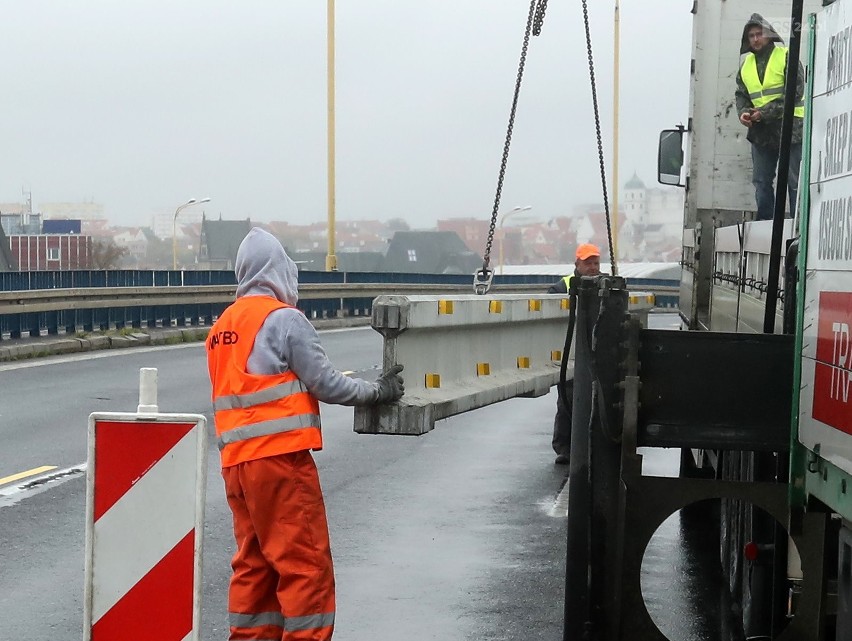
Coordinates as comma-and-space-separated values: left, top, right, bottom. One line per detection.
0, 326, 371, 371
0, 463, 87, 507
0, 342, 203, 371
317, 326, 372, 335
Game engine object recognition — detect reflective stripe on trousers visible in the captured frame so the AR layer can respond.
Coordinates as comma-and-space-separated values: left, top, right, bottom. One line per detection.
229, 611, 336, 632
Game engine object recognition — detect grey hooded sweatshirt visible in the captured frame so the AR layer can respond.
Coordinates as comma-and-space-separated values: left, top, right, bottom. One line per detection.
233, 227, 380, 405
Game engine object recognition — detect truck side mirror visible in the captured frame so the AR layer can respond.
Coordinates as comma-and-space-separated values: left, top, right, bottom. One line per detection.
658, 128, 685, 187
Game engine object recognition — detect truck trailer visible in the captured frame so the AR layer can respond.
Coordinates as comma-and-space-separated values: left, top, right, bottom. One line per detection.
636, 0, 852, 638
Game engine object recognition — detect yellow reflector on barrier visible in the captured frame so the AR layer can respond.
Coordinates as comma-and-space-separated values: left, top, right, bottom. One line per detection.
551, 350, 562, 361
476, 363, 491, 376
517, 356, 530, 369
528, 299, 541, 312
438, 300, 454, 314
560, 299, 571, 310
628, 294, 655, 305
489, 300, 503, 314
425, 373, 441, 388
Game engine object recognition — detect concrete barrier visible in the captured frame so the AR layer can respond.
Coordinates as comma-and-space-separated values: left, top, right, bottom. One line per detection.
354, 290, 655, 436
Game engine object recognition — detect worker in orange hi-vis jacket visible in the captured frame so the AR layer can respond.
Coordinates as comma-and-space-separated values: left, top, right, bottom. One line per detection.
206, 227, 404, 641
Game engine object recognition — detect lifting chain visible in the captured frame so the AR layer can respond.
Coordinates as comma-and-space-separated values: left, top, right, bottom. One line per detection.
475, 0, 618, 294
474, 0, 548, 295
581, 0, 618, 276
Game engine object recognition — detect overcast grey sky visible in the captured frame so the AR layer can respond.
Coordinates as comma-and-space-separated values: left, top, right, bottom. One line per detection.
0, 1, 692, 228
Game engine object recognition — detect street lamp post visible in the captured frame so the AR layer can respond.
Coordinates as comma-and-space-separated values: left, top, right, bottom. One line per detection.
498, 205, 532, 275
326, 0, 338, 272
612, 0, 621, 263
172, 198, 211, 270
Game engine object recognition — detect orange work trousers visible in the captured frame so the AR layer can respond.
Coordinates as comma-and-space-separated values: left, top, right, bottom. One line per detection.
222, 450, 336, 641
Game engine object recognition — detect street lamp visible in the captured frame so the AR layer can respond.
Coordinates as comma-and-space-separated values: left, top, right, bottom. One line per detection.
326, 0, 337, 271
173, 198, 211, 269
498, 205, 532, 275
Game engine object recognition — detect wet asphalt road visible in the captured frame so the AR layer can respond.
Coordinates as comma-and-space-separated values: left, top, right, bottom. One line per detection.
0, 321, 728, 640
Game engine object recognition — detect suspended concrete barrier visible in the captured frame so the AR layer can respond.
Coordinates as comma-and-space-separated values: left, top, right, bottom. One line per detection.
354, 291, 655, 435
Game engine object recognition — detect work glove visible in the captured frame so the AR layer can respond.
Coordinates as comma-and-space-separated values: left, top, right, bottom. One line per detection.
375, 364, 405, 404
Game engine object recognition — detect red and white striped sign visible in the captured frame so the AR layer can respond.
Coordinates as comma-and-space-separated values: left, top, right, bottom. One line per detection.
84, 413, 207, 641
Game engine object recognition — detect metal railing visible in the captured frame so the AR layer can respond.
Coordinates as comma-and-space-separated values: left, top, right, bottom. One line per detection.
0, 270, 679, 340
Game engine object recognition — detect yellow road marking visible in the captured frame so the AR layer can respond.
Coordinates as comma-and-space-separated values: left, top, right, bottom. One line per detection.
0, 466, 58, 487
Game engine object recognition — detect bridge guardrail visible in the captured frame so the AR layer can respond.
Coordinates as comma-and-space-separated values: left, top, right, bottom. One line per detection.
0, 279, 678, 341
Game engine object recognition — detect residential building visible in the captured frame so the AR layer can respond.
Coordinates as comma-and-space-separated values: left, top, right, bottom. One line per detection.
151, 208, 207, 240
569, 212, 621, 261
623, 173, 648, 225
1, 210, 42, 235
40, 201, 105, 221
10, 234, 93, 270
0, 226, 16, 271
42, 220, 82, 235
196, 216, 253, 270
436, 218, 491, 255
383, 231, 481, 274
617, 173, 684, 262
646, 187, 686, 239
112, 228, 150, 265
291, 251, 384, 272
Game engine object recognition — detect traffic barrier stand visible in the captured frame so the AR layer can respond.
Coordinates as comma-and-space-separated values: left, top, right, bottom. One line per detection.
83, 368, 207, 641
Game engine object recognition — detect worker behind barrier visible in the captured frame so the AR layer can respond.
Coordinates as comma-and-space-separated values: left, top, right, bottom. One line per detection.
206, 227, 404, 641
547, 243, 601, 465
735, 13, 804, 221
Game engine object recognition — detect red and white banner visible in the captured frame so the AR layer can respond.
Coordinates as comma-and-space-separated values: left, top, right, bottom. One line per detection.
812, 291, 852, 435
84, 413, 207, 641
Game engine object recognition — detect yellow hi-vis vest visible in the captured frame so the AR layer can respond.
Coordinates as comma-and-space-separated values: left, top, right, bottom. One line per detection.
740, 46, 804, 118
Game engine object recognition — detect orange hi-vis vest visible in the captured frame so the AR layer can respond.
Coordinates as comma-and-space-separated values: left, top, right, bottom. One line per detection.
207, 296, 322, 468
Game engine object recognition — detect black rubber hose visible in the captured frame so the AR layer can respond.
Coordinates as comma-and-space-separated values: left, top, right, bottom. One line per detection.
558, 286, 578, 402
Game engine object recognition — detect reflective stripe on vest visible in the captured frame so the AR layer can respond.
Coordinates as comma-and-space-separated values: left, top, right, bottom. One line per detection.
213, 379, 309, 411
218, 413, 322, 450
207, 295, 322, 467
741, 46, 804, 118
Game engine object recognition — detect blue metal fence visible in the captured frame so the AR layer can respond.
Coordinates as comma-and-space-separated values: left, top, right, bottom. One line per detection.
0, 269, 241, 291
0, 269, 563, 291
0, 270, 676, 340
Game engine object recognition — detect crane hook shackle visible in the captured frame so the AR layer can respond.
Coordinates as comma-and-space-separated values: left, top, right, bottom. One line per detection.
473, 268, 494, 295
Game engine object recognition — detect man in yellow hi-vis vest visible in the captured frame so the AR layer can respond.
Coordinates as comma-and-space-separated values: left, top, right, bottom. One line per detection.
547, 243, 601, 465
735, 14, 805, 221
